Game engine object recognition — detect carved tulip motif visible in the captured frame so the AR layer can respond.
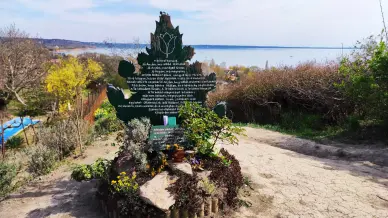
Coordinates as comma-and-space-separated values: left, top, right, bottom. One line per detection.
158, 32, 176, 58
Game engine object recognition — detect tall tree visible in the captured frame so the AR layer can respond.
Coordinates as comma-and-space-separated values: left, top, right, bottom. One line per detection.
0, 24, 50, 106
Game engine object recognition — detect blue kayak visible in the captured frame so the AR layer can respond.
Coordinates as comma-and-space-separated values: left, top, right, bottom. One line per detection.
0, 117, 40, 146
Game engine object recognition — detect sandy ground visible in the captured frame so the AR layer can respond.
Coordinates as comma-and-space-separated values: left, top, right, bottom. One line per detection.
0, 134, 119, 218
225, 128, 388, 218
0, 128, 388, 218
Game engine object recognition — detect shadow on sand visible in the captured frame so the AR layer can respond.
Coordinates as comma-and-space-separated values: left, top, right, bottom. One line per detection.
12, 178, 105, 218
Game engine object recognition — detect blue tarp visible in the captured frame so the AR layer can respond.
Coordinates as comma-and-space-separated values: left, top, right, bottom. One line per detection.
0, 117, 40, 146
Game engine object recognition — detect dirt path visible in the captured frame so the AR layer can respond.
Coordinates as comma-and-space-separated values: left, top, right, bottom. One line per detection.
0, 134, 119, 218
1, 128, 388, 218
223, 127, 388, 218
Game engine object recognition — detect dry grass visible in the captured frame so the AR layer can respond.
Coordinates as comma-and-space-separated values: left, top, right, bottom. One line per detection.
208, 62, 351, 124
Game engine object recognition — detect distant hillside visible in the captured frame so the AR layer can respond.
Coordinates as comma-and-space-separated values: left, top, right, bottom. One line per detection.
32, 38, 96, 50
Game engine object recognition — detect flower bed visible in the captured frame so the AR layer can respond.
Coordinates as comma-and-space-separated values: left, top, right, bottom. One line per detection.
72, 102, 245, 217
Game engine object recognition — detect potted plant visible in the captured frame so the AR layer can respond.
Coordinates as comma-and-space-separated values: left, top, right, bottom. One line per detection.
172, 144, 185, 162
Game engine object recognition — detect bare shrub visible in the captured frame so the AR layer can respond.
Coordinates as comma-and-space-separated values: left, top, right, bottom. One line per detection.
26, 145, 58, 176
121, 118, 151, 172
126, 117, 151, 144
37, 119, 92, 159
0, 161, 17, 197
0, 24, 50, 106
208, 62, 352, 124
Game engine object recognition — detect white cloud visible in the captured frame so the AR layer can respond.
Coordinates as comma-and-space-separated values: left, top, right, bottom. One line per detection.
1, 0, 388, 46
149, 0, 222, 12
16, 0, 96, 13
155, 0, 387, 46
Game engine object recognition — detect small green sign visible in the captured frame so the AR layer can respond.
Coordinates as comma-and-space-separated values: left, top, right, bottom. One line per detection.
168, 117, 177, 126
148, 125, 186, 151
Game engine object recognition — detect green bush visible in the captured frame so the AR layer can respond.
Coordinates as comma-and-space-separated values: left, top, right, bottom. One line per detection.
345, 115, 361, 131
5, 135, 24, 149
71, 158, 111, 182
27, 146, 58, 176
337, 37, 388, 123
178, 102, 244, 156
100, 100, 115, 112
71, 164, 92, 181
94, 100, 123, 135
0, 161, 17, 197
91, 158, 111, 179
94, 113, 123, 135
280, 112, 323, 130
94, 100, 115, 121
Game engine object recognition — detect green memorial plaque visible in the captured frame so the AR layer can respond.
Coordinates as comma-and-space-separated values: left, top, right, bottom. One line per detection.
107, 12, 217, 125
107, 12, 227, 150
148, 125, 186, 150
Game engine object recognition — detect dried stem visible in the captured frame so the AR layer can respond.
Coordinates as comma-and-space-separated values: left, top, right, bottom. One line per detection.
379, 0, 388, 42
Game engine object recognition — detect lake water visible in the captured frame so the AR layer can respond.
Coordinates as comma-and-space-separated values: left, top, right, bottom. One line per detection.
61, 47, 352, 68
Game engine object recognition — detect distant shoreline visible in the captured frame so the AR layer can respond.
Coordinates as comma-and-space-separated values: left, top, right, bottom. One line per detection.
55, 47, 96, 52
55, 45, 353, 52
36, 38, 354, 51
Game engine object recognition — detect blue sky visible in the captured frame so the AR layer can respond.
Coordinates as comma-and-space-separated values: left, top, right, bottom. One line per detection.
0, 0, 387, 46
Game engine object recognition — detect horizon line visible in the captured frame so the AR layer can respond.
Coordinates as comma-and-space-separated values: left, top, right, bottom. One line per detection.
35, 38, 354, 49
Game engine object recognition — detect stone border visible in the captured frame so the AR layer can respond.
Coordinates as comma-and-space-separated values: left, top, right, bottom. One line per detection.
98, 196, 224, 218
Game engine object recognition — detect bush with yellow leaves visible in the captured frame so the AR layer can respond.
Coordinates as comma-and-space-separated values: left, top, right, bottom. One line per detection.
110, 171, 139, 194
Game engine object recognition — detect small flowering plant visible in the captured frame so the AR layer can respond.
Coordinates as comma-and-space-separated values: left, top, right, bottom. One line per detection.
148, 153, 168, 177
94, 108, 108, 120
110, 171, 139, 194
190, 156, 204, 170
166, 144, 184, 152
165, 144, 185, 162
219, 154, 232, 167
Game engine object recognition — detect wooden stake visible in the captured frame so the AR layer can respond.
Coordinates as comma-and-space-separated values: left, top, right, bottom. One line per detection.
189, 212, 197, 218
172, 208, 179, 218
212, 198, 219, 214
1, 118, 4, 158
181, 209, 189, 218
198, 203, 205, 218
21, 117, 29, 145
205, 197, 212, 216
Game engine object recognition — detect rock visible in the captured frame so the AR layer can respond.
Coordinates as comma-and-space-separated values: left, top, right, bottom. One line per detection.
197, 170, 212, 181
213, 101, 227, 117
113, 151, 136, 174
169, 162, 193, 175
185, 150, 195, 155
139, 171, 178, 212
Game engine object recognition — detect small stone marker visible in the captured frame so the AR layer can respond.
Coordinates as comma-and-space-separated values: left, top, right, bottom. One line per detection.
169, 161, 193, 175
